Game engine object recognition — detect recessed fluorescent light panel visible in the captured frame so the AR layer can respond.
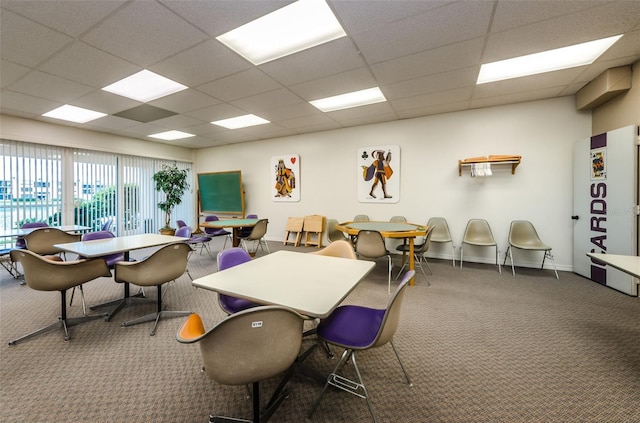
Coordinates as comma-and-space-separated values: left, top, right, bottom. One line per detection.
217, 0, 346, 65
477, 35, 623, 84
211, 114, 270, 129
310, 87, 387, 112
42, 105, 107, 123
148, 130, 195, 141
102, 70, 187, 102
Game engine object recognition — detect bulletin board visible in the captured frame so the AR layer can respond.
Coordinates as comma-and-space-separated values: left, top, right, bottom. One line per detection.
197, 171, 245, 216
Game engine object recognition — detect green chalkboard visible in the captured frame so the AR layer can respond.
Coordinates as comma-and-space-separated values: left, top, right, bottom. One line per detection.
198, 171, 245, 215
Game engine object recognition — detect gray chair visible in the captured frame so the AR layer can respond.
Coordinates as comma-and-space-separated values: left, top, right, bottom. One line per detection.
396, 225, 435, 285
114, 243, 191, 336
389, 215, 406, 222
238, 219, 270, 255
427, 217, 456, 267
353, 214, 370, 222
176, 306, 304, 423
8, 249, 111, 345
355, 230, 393, 293
326, 218, 348, 243
503, 220, 559, 279
460, 219, 501, 273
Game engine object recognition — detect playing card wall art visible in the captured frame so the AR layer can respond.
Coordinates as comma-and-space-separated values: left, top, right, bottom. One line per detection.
357, 145, 400, 203
271, 154, 300, 202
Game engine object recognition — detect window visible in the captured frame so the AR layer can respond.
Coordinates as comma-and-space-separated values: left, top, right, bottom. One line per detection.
0, 139, 194, 243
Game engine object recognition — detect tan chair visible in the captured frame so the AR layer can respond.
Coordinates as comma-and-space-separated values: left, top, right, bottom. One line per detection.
355, 230, 393, 293
23, 227, 80, 258
503, 220, 559, 279
326, 218, 349, 243
396, 225, 435, 285
427, 217, 456, 267
311, 239, 356, 259
389, 215, 406, 222
8, 249, 111, 345
177, 306, 304, 423
353, 214, 370, 222
114, 243, 191, 336
460, 219, 501, 273
239, 219, 270, 255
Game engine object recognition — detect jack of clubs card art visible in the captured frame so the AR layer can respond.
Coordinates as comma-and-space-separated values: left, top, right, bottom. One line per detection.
271, 154, 300, 202
357, 145, 400, 203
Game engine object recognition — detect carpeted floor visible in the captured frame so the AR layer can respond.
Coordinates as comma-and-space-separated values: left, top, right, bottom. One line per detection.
1, 240, 639, 423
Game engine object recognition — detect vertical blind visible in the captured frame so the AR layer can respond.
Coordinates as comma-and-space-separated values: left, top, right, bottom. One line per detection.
1, 139, 194, 241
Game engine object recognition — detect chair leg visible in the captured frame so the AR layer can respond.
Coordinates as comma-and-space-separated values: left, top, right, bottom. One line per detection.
450, 243, 456, 267
496, 247, 502, 274
390, 340, 412, 386
308, 349, 353, 419
387, 255, 392, 294
544, 251, 559, 280
8, 289, 105, 345
121, 284, 191, 336
69, 284, 88, 316
459, 245, 464, 269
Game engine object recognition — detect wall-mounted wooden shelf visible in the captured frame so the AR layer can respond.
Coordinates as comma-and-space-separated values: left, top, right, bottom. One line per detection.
458, 156, 521, 176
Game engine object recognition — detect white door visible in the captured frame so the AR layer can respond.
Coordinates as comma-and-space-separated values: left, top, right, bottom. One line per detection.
572, 125, 639, 296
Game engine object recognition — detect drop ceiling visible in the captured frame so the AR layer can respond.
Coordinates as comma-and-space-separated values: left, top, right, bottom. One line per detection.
1, 0, 639, 149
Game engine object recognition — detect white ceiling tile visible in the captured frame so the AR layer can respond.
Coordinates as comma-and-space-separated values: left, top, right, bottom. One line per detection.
259, 37, 366, 86
351, 0, 493, 64
80, 1, 208, 66
230, 89, 304, 114
382, 67, 478, 100
1, 0, 126, 36
289, 67, 377, 100
40, 41, 139, 88
0, 90, 58, 117
370, 38, 484, 84
151, 40, 253, 87
1, 0, 639, 148
0, 10, 71, 67
390, 86, 473, 112
10, 71, 94, 103
149, 90, 221, 114
0, 60, 30, 88
196, 68, 282, 102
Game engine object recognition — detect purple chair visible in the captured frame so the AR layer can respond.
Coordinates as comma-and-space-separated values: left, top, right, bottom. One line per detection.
101, 219, 113, 232
203, 215, 231, 249
81, 230, 124, 268
176, 220, 188, 228
71, 230, 129, 314
216, 248, 259, 314
175, 225, 212, 258
308, 270, 415, 422
15, 222, 48, 249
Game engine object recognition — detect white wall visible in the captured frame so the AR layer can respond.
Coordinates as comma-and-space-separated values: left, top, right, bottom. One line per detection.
0, 114, 194, 163
197, 96, 592, 271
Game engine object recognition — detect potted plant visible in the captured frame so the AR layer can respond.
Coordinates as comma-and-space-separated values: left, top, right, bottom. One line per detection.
152, 163, 189, 235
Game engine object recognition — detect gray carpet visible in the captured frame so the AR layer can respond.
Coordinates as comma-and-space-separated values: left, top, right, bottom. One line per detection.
1, 240, 639, 423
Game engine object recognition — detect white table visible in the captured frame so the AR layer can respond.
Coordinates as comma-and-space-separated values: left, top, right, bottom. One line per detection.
192, 250, 375, 319
55, 233, 184, 261
586, 253, 640, 280
0, 225, 92, 238
55, 233, 186, 320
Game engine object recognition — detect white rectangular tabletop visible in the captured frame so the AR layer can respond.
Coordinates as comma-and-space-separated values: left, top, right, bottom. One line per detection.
54, 233, 185, 257
0, 225, 92, 238
587, 253, 640, 279
192, 250, 375, 318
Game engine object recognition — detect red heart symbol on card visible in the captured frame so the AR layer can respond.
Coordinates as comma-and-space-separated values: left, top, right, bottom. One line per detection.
290, 157, 296, 164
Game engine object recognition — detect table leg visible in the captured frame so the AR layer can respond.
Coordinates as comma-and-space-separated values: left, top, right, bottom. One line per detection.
232, 228, 240, 247
408, 238, 415, 286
